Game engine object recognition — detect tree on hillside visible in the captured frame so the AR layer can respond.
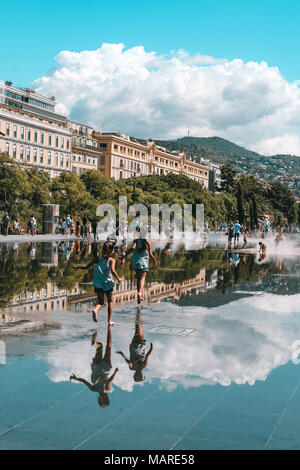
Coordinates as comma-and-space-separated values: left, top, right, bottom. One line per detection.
267, 183, 297, 224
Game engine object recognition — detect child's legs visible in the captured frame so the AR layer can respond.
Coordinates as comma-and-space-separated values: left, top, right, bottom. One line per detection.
105, 291, 114, 325
94, 289, 104, 312
134, 308, 144, 341
136, 271, 147, 295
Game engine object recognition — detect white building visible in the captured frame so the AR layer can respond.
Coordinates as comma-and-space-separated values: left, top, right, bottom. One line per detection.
0, 81, 72, 177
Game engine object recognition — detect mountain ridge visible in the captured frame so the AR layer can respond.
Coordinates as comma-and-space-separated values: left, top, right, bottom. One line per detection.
139, 135, 300, 193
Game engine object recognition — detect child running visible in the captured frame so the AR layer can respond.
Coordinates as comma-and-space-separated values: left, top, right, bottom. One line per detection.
73, 241, 121, 324
125, 230, 156, 304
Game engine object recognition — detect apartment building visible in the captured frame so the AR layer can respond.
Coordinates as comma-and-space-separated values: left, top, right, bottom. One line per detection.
93, 132, 210, 187
69, 121, 103, 175
0, 81, 72, 177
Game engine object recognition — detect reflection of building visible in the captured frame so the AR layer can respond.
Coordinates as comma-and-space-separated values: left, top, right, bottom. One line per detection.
68, 270, 206, 307
92, 133, 210, 186
1, 282, 86, 315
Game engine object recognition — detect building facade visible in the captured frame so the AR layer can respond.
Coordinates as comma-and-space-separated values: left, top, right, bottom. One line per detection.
93, 132, 210, 187
0, 81, 72, 177
0, 81, 210, 187
69, 121, 102, 175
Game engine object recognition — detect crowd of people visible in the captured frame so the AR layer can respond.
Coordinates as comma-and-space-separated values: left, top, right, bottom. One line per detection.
1, 212, 37, 236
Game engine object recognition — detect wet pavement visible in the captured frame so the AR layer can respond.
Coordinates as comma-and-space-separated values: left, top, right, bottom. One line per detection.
1, 233, 300, 449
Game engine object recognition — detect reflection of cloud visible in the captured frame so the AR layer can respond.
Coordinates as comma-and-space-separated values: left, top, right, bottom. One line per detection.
44, 293, 300, 392
33, 43, 300, 155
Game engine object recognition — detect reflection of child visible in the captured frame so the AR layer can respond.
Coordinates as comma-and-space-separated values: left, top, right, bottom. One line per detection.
70, 327, 118, 408
73, 241, 121, 324
258, 241, 267, 262
117, 308, 153, 382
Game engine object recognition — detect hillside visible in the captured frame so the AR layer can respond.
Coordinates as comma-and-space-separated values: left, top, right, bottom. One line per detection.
146, 136, 300, 194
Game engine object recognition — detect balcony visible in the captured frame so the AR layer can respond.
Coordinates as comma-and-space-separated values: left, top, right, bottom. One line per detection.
72, 137, 102, 152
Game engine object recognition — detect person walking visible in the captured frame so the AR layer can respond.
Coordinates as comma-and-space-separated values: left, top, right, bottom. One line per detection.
91, 219, 98, 241
233, 221, 241, 245
2, 212, 10, 236
82, 214, 88, 238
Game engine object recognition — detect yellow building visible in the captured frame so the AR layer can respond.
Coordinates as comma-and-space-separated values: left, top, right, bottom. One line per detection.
69, 121, 102, 175
93, 132, 209, 187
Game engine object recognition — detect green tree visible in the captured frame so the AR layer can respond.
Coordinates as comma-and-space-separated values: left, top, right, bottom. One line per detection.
236, 182, 245, 224
220, 164, 236, 192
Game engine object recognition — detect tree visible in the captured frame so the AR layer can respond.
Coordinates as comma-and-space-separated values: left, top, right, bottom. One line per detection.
236, 182, 245, 224
220, 164, 236, 192
251, 193, 258, 227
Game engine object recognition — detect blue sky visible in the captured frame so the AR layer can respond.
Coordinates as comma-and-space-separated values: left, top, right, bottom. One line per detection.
3, 0, 300, 154
2, 0, 299, 86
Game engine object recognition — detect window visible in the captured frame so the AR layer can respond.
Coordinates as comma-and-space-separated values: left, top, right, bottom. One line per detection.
34, 131, 38, 143
41, 132, 44, 144
60, 155, 64, 168
48, 151, 51, 165
27, 147, 31, 161
20, 145, 24, 160
27, 129, 31, 141
48, 134, 52, 146
5, 142, 9, 154
66, 156, 69, 168
73, 153, 76, 161
66, 139, 69, 150
13, 144, 17, 158
55, 153, 58, 167
33, 148, 37, 163
6, 123, 10, 136
55, 136, 59, 147
100, 143, 107, 149
40, 149, 44, 164
61, 137, 64, 149
100, 155, 105, 165
13, 124, 17, 138
20, 127, 25, 140
83, 153, 87, 163
78, 153, 81, 162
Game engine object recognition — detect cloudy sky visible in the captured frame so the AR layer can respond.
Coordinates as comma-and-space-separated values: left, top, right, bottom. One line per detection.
3, 0, 300, 155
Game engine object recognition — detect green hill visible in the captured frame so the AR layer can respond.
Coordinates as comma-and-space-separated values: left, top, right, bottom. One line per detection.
143, 136, 300, 194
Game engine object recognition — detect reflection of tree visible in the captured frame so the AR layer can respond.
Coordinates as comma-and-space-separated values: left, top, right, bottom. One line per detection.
216, 254, 282, 293
0, 242, 289, 308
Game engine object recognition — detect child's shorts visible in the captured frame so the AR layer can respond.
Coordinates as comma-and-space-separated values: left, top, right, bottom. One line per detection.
94, 287, 113, 296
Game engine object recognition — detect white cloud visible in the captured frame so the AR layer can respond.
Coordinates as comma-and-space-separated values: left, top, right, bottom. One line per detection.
44, 293, 300, 393
34, 43, 300, 155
